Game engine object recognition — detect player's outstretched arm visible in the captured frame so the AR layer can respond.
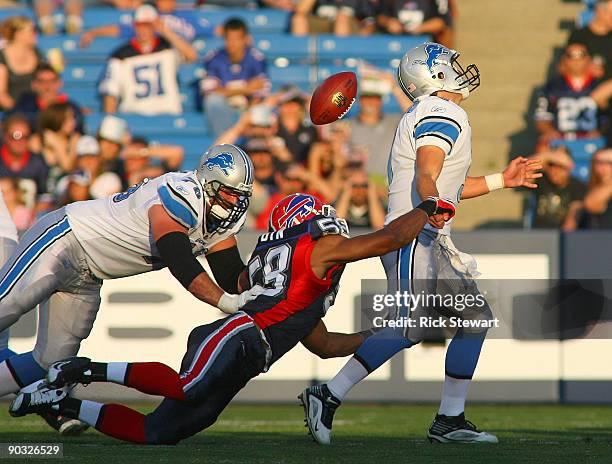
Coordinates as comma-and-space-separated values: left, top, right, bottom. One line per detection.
301, 320, 365, 359
461, 157, 543, 200
149, 205, 260, 314
310, 199, 453, 278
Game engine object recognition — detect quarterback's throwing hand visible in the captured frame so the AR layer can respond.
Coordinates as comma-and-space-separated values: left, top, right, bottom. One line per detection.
503, 157, 543, 189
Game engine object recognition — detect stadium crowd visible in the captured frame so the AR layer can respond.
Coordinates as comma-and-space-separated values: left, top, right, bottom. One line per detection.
0, 0, 609, 234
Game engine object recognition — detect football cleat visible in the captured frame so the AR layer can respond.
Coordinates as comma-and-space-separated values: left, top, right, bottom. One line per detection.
298, 384, 341, 445
9, 380, 69, 418
47, 357, 92, 388
427, 413, 498, 443
38, 410, 89, 436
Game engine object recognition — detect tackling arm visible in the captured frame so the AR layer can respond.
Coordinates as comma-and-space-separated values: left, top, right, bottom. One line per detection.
301, 320, 365, 359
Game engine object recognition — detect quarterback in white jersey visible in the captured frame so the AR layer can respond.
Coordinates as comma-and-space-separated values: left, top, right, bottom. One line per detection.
301, 43, 542, 445
0, 144, 264, 404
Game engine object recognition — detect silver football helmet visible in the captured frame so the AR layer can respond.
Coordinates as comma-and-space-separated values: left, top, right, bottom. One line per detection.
397, 42, 480, 101
196, 143, 254, 233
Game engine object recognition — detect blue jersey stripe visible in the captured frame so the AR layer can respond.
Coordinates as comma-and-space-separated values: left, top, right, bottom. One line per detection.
0, 216, 71, 301
158, 185, 198, 228
414, 121, 460, 144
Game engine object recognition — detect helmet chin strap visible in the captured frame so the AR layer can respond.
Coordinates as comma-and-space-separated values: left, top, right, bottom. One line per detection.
460, 87, 470, 99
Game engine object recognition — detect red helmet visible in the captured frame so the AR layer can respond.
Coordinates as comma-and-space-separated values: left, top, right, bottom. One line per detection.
268, 193, 325, 232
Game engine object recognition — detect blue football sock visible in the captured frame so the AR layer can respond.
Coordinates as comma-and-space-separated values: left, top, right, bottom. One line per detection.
445, 329, 486, 379
6, 351, 46, 387
354, 327, 414, 372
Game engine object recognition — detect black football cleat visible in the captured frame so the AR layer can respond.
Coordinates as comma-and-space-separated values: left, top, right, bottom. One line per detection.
47, 357, 92, 388
298, 384, 341, 445
427, 412, 498, 443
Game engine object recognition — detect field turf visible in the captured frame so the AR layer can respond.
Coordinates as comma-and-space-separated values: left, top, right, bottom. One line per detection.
2, 403, 612, 463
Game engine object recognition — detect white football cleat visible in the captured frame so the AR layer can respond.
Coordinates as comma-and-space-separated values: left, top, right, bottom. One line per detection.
10, 380, 70, 418
298, 384, 341, 445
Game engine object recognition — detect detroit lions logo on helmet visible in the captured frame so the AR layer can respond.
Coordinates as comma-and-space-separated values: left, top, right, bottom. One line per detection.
203, 152, 235, 177
413, 43, 449, 73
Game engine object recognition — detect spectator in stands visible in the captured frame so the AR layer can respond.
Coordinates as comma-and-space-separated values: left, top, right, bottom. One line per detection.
121, 135, 184, 185
72, 135, 122, 201
335, 169, 385, 229
55, 170, 91, 206
80, 0, 218, 48
0, 17, 44, 111
292, 0, 376, 36
0, 114, 49, 203
528, 148, 587, 229
244, 137, 282, 194
567, 0, 612, 80
30, 102, 80, 196
581, 148, 612, 229
201, 18, 269, 135
13, 64, 85, 133
254, 162, 330, 229
99, 5, 197, 115
534, 43, 602, 152
35, 0, 84, 35
348, 70, 410, 182
275, 86, 318, 164
0, 177, 35, 233
376, 0, 453, 47
96, 115, 129, 185
590, 77, 612, 147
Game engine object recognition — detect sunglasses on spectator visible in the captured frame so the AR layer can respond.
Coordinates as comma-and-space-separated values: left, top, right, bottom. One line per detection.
594, 159, 612, 165
352, 183, 368, 188
564, 51, 588, 59
7, 130, 30, 141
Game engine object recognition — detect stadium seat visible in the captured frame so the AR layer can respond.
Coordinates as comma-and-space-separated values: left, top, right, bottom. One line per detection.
572, 158, 591, 182
0, 8, 34, 21
84, 113, 208, 137
268, 64, 314, 89
549, 137, 606, 161
192, 37, 224, 58
65, 88, 101, 112
38, 37, 124, 62
63, 63, 105, 85
577, 9, 595, 28
315, 34, 430, 66
196, 8, 290, 34
253, 35, 313, 64
82, 8, 133, 30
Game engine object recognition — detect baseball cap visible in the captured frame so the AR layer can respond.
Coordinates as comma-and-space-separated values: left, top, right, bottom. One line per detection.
278, 86, 307, 105
76, 135, 100, 157
134, 4, 159, 23
90, 172, 123, 199
98, 115, 128, 144
244, 138, 270, 154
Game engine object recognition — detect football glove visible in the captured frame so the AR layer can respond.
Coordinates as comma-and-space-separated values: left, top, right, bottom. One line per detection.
218, 284, 266, 314
417, 197, 456, 219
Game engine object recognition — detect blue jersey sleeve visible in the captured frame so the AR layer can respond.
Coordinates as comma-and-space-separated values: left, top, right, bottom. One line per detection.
158, 176, 202, 229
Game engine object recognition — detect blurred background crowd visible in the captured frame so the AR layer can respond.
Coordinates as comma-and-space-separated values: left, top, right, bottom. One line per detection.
0, 0, 608, 234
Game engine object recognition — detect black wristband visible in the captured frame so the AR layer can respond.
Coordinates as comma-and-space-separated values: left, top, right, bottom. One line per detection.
416, 199, 436, 216
156, 232, 205, 288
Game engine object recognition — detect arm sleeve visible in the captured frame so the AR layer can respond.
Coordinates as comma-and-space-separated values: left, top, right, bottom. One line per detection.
206, 246, 245, 294
414, 104, 462, 157
157, 176, 202, 230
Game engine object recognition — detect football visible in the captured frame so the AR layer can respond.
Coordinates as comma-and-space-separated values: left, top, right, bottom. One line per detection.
309, 71, 358, 125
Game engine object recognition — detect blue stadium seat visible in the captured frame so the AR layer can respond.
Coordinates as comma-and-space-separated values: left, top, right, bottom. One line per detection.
84, 113, 207, 136
253, 35, 312, 63
38, 37, 124, 62
178, 63, 205, 86
315, 35, 430, 66
0, 8, 34, 21
197, 8, 290, 34
268, 64, 313, 89
573, 158, 591, 182
577, 9, 595, 28
549, 137, 606, 161
65, 88, 101, 112
192, 36, 224, 58
82, 8, 133, 30
63, 63, 105, 85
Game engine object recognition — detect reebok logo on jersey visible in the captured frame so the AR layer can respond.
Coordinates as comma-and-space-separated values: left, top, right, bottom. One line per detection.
203, 153, 235, 177
432, 106, 446, 113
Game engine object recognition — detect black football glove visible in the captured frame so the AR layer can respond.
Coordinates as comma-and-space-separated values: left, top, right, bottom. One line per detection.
416, 196, 456, 219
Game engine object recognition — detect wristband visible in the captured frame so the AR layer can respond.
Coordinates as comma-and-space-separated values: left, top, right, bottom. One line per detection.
484, 173, 504, 192
217, 293, 238, 314
416, 199, 436, 216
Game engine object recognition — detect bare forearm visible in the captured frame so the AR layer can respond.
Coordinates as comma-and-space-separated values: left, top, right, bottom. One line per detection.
103, 95, 118, 113
315, 332, 364, 358
461, 175, 490, 199
187, 271, 224, 307
416, 174, 439, 200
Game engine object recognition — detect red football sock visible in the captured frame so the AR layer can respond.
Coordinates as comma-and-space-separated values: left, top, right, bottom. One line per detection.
97, 404, 147, 444
125, 362, 186, 401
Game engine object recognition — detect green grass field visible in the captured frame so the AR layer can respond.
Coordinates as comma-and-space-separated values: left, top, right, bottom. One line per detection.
2, 403, 612, 463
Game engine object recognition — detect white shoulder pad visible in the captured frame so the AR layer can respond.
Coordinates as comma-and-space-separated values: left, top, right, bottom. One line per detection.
157, 173, 203, 230
414, 97, 466, 156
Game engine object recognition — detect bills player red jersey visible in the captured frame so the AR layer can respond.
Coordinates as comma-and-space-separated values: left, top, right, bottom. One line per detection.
241, 215, 348, 365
